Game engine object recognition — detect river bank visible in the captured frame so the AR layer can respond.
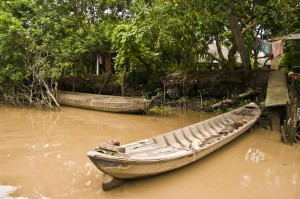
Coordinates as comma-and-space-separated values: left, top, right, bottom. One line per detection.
60, 68, 272, 99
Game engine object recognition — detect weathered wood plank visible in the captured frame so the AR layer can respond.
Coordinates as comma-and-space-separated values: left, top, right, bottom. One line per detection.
130, 146, 178, 157
265, 71, 289, 107
127, 144, 166, 155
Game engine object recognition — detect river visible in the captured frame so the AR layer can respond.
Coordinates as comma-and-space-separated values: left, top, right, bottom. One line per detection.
0, 105, 299, 199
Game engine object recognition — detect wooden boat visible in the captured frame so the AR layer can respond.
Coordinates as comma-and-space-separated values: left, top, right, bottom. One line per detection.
87, 103, 261, 189
56, 91, 152, 113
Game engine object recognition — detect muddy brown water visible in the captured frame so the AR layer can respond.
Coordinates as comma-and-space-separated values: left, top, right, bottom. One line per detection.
0, 105, 299, 199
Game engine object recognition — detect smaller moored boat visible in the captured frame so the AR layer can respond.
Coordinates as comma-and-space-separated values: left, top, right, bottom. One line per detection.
56, 91, 152, 113
87, 103, 261, 190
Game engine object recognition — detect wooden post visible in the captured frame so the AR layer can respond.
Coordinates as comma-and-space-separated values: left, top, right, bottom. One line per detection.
280, 125, 287, 143
96, 54, 99, 75
163, 82, 166, 100
290, 98, 297, 145
102, 174, 126, 191
72, 65, 75, 92
270, 107, 281, 131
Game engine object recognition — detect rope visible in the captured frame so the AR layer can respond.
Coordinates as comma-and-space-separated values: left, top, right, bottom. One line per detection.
188, 146, 197, 162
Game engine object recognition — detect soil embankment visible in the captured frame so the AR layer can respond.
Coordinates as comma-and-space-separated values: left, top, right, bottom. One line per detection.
60, 68, 272, 100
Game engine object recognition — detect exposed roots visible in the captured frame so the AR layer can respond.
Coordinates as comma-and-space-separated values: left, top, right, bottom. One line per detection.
2, 80, 59, 110
0, 52, 60, 110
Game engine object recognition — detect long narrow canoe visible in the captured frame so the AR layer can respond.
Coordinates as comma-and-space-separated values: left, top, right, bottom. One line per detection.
56, 91, 152, 113
87, 103, 261, 184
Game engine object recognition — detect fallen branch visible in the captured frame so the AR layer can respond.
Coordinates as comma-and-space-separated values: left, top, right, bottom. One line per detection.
238, 88, 255, 98
209, 88, 257, 110
211, 99, 235, 109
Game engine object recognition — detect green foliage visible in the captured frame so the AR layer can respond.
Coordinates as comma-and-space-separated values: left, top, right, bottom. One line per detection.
148, 105, 175, 115
0, 2, 28, 88
0, 0, 299, 99
281, 41, 300, 69
111, 23, 159, 71
238, 99, 251, 107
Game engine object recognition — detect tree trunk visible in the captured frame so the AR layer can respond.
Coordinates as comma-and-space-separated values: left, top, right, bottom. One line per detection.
121, 64, 127, 96
228, 14, 252, 80
227, 43, 237, 73
253, 49, 258, 69
99, 73, 112, 94
215, 35, 226, 68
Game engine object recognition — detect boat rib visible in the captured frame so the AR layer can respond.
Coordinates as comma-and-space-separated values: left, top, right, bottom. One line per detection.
173, 131, 191, 147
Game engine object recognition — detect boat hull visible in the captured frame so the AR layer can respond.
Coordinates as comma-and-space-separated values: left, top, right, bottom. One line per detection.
56, 91, 152, 113
88, 103, 261, 180
87, 120, 254, 179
